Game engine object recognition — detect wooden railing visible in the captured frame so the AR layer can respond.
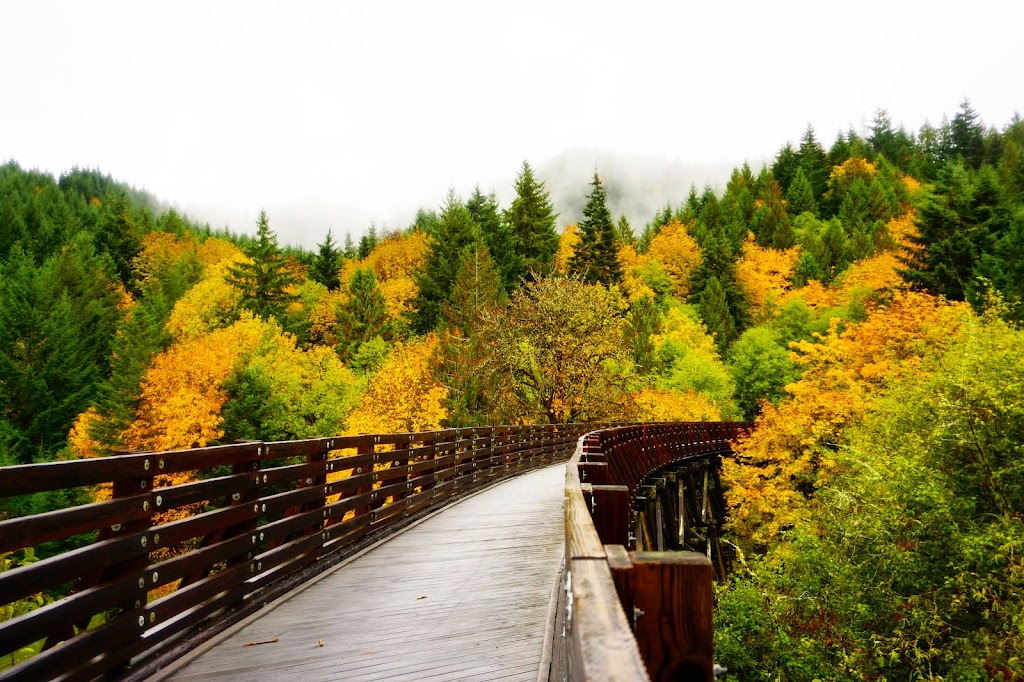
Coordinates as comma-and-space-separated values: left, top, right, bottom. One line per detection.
0, 424, 591, 681
563, 422, 750, 682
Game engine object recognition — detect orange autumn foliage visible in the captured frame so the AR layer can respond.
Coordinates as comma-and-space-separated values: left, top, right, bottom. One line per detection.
722, 292, 973, 546
122, 315, 268, 452
736, 235, 800, 320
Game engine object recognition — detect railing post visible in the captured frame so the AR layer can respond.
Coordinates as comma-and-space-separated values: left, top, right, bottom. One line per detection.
630, 552, 714, 682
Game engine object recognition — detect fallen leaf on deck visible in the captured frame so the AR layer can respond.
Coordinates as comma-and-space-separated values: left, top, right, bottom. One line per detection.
318, 639, 324, 647
417, 595, 428, 600
242, 638, 279, 647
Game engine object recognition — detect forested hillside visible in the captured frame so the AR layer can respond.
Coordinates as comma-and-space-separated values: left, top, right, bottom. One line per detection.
2, 100, 1023, 677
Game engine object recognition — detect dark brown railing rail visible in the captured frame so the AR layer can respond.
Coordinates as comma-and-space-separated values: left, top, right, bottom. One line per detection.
563, 422, 750, 682
0, 424, 592, 681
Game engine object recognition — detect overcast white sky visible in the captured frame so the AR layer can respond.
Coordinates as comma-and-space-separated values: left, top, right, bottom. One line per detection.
2, 0, 1021, 248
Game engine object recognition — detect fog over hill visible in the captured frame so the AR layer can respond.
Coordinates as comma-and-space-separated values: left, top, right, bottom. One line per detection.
175, 150, 745, 250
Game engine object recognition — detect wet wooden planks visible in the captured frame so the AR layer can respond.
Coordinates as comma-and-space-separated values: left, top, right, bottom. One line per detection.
164, 464, 566, 682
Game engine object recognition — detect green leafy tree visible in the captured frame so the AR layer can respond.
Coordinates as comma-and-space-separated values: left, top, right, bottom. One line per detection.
227, 210, 298, 321
505, 161, 559, 279
311, 228, 342, 291
483, 276, 633, 423
569, 172, 622, 285
727, 327, 798, 419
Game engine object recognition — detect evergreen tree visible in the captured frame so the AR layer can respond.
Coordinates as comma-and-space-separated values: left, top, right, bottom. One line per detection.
466, 185, 520, 291
786, 166, 818, 216
413, 189, 481, 332
752, 175, 793, 248
615, 215, 636, 247
435, 244, 507, 426
771, 143, 801, 191
698, 276, 736, 351
951, 98, 986, 169
0, 246, 104, 462
311, 228, 342, 291
226, 210, 298, 321
798, 124, 831, 203
343, 232, 356, 259
357, 225, 378, 258
337, 267, 391, 361
569, 172, 622, 285
94, 190, 143, 291
505, 160, 559, 279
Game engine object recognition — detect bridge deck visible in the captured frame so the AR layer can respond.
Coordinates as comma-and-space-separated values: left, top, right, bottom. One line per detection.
160, 464, 566, 682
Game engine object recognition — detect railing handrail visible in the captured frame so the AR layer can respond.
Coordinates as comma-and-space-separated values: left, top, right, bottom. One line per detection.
563, 421, 750, 681
0, 424, 594, 681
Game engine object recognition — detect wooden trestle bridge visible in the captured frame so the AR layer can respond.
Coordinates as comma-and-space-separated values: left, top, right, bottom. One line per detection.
0, 422, 749, 681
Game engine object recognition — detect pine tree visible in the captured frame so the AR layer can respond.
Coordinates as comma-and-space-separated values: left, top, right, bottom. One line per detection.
771, 144, 801, 191
94, 190, 142, 291
343, 232, 356, 259
466, 185, 520, 291
435, 244, 507, 426
698, 276, 736, 351
785, 166, 818, 216
625, 295, 659, 374
337, 267, 391, 362
798, 124, 831, 203
505, 161, 559, 279
358, 225, 378, 259
569, 173, 622, 285
615, 215, 636, 247
226, 210, 298, 321
951, 98, 986, 169
311, 228, 342, 291
413, 189, 481, 332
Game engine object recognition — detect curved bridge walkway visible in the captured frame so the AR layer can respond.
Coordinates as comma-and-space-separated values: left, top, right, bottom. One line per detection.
159, 464, 566, 682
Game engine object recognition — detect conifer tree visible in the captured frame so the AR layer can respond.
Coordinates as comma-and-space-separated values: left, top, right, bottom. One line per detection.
227, 210, 298, 322
466, 185, 520, 291
785, 166, 818, 216
772, 143, 800, 192
358, 225, 378, 259
951, 98, 986, 169
569, 172, 622, 285
413, 189, 481, 332
505, 161, 559, 279
343, 232, 356, 259
311, 228, 342, 291
698, 275, 736, 351
615, 215, 636, 247
435, 244, 508, 426
798, 124, 830, 202
337, 267, 391, 362
95, 190, 142, 291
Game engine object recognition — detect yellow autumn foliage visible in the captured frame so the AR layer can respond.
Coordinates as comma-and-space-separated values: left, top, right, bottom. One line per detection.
723, 292, 973, 546
736, 235, 800, 321
340, 230, 427, 319
618, 243, 655, 303
645, 220, 701, 299
166, 260, 244, 340
345, 335, 448, 434
555, 224, 580, 275
122, 314, 268, 452
632, 387, 721, 422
